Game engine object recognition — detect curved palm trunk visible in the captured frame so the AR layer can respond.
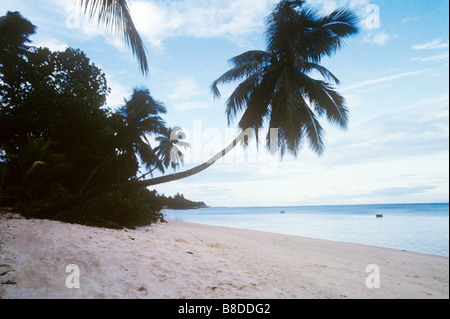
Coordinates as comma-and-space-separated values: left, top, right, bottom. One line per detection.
22, 130, 249, 218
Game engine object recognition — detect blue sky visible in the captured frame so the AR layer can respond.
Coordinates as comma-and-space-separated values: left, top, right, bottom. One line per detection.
1, 0, 449, 207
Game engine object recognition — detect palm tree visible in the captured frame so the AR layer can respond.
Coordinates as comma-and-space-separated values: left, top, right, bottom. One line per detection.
116, 88, 167, 177
135, 127, 190, 180
154, 127, 190, 172
88, 0, 358, 189
0, 11, 36, 99
77, 0, 148, 75
135, 0, 359, 186
212, 0, 358, 157
80, 89, 167, 193
24, 0, 359, 216
0, 11, 36, 55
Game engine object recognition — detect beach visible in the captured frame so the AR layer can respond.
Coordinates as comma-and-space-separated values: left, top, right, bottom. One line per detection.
0, 213, 448, 299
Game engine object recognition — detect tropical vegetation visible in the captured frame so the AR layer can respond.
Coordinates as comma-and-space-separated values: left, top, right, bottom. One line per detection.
0, 0, 359, 228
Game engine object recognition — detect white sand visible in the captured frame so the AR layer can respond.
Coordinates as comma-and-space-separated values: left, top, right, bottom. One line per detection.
0, 213, 448, 299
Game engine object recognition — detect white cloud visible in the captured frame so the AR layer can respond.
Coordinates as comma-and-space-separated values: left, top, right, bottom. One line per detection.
342, 70, 426, 91
168, 77, 212, 111
402, 17, 419, 24
413, 39, 449, 50
32, 38, 68, 51
411, 39, 449, 63
106, 79, 131, 110
308, 0, 371, 14
411, 52, 449, 63
363, 31, 391, 46
329, 94, 450, 164
129, 0, 275, 47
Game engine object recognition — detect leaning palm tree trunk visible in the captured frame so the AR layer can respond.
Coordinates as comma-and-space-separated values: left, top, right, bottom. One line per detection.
22, 130, 250, 218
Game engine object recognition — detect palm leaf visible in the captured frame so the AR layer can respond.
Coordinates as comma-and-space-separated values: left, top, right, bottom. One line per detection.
78, 0, 149, 75
225, 70, 263, 124
296, 73, 348, 129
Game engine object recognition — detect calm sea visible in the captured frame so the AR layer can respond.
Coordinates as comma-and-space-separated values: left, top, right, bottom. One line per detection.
164, 203, 449, 257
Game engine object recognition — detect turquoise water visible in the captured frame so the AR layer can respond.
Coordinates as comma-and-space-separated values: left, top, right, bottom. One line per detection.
164, 204, 449, 257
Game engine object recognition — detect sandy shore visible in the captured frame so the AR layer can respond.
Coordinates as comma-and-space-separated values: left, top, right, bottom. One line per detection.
0, 213, 448, 299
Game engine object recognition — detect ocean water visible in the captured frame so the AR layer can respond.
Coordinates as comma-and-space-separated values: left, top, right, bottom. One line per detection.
164, 203, 450, 257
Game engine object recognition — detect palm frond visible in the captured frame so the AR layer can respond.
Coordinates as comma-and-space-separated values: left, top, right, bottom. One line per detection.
298, 60, 340, 85
229, 50, 272, 67
225, 70, 263, 124
211, 52, 269, 98
211, 0, 358, 158
136, 141, 161, 171
319, 9, 359, 39
296, 73, 348, 129
78, 0, 149, 75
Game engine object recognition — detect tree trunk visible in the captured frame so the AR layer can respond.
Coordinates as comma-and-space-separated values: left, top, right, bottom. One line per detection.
22, 130, 249, 218
80, 154, 115, 194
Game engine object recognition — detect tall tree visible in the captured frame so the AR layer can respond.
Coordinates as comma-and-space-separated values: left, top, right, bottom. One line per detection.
138, 0, 359, 186
0, 11, 36, 109
154, 127, 190, 173
116, 89, 167, 177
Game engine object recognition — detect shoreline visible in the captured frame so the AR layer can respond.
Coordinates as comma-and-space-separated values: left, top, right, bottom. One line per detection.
1, 214, 448, 299
167, 219, 449, 259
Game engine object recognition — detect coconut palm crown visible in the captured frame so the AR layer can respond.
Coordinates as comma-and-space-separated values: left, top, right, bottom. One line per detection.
211, 0, 359, 157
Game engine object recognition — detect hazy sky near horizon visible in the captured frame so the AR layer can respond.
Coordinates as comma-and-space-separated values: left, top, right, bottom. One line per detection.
1, 0, 449, 206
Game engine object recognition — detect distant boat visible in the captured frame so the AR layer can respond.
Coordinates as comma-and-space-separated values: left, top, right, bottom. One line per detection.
280, 210, 286, 214
376, 214, 383, 218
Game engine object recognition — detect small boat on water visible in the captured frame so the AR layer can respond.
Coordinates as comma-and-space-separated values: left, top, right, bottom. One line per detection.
376, 214, 383, 218
280, 210, 286, 214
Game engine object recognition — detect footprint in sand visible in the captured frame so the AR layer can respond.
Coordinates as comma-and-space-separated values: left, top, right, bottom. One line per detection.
137, 286, 148, 296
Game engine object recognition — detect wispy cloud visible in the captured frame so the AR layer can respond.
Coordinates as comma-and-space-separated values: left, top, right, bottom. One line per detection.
413, 39, 449, 50
363, 31, 391, 46
402, 17, 419, 24
342, 70, 427, 91
411, 52, 449, 63
328, 93, 449, 164
167, 76, 213, 111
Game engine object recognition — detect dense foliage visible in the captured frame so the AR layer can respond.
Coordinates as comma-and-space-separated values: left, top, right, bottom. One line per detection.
0, 11, 193, 228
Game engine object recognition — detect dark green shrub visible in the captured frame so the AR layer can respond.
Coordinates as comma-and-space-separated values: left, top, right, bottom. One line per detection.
54, 189, 163, 229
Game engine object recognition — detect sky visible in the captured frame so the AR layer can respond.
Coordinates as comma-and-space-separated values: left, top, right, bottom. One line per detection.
1, 0, 449, 207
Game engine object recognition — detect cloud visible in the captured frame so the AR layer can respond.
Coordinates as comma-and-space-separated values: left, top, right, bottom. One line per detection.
402, 17, 419, 24
411, 39, 449, 63
361, 185, 438, 198
167, 77, 212, 111
327, 93, 449, 165
411, 52, 449, 63
32, 38, 69, 51
307, 0, 371, 15
342, 70, 426, 91
129, 0, 275, 47
413, 39, 449, 50
363, 31, 391, 46
105, 79, 132, 110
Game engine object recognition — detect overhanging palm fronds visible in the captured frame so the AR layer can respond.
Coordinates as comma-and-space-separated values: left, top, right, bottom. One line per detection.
77, 0, 149, 75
